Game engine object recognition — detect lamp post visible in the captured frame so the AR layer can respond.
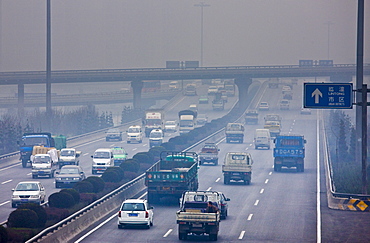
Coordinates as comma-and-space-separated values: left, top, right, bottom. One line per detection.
324, 21, 334, 59
46, 0, 52, 128
194, 2, 210, 67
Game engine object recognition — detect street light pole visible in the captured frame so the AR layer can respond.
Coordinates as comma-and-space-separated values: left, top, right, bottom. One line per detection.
324, 21, 334, 60
194, 2, 210, 67
46, 0, 52, 128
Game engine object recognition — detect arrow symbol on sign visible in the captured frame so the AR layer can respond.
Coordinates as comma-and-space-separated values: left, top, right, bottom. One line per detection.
311, 88, 322, 104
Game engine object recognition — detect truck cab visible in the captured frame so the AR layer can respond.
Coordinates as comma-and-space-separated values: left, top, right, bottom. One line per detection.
222, 152, 253, 185
31, 153, 58, 178
199, 143, 219, 166
91, 148, 114, 174
59, 148, 81, 169
149, 129, 164, 148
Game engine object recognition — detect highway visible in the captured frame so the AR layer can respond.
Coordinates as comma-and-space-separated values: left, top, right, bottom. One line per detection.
1, 79, 370, 242
0, 81, 238, 224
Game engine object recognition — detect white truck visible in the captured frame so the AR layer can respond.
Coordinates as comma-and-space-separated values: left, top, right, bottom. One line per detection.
91, 148, 114, 174
178, 110, 197, 134
225, 123, 244, 143
177, 191, 221, 241
31, 150, 59, 179
58, 148, 81, 169
143, 109, 165, 137
222, 152, 253, 185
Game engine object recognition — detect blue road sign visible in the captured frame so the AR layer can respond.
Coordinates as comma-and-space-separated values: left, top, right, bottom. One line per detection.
304, 83, 353, 109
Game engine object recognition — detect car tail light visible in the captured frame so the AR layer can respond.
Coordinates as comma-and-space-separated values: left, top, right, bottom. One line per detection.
145, 211, 149, 218
118, 211, 121, 217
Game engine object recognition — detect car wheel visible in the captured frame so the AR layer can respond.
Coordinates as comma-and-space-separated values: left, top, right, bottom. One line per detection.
118, 225, 123, 229
11, 203, 16, 208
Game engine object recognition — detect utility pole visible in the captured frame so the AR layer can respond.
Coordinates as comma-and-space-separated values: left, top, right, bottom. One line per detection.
46, 0, 52, 129
194, 2, 210, 67
324, 21, 334, 59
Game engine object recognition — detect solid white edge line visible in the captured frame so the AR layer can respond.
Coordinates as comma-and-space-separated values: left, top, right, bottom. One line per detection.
75, 192, 147, 243
163, 229, 173, 238
317, 111, 321, 243
238, 231, 245, 240
0, 201, 10, 206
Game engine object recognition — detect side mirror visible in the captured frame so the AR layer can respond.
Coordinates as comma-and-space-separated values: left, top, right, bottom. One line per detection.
149, 206, 154, 210
91, 155, 93, 158
11, 188, 15, 192
55, 171, 59, 175
226, 198, 230, 201
304, 139, 307, 144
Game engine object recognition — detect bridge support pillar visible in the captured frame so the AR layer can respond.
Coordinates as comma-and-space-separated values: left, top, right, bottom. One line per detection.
17, 84, 24, 118
234, 76, 253, 109
131, 80, 143, 110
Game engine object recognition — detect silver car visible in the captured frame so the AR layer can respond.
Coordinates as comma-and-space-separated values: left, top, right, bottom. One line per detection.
55, 165, 85, 188
12, 181, 46, 208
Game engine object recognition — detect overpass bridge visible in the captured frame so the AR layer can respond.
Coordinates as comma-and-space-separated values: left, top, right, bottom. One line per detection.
1, 63, 369, 111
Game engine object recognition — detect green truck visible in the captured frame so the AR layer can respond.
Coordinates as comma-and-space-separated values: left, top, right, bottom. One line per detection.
145, 151, 199, 204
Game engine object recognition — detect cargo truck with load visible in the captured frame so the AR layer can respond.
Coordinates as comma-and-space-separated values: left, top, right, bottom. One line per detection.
222, 152, 253, 185
31, 146, 59, 178
273, 134, 306, 172
178, 110, 197, 134
199, 143, 219, 166
18, 132, 66, 168
245, 110, 258, 124
225, 123, 244, 143
177, 191, 223, 241
145, 151, 199, 204
143, 109, 165, 137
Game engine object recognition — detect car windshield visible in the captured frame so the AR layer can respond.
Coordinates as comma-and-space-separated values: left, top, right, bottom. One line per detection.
60, 150, 75, 156
60, 168, 79, 174
150, 132, 162, 138
33, 156, 50, 163
165, 121, 175, 125
15, 183, 39, 191
231, 154, 246, 160
260, 102, 268, 106
121, 203, 145, 211
112, 149, 125, 155
128, 127, 139, 133
180, 121, 193, 127
94, 152, 111, 159
146, 119, 161, 126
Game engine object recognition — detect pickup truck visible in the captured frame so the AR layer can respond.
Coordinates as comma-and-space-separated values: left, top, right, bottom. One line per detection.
245, 110, 258, 124
177, 191, 221, 241
222, 152, 253, 185
199, 143, 219, 166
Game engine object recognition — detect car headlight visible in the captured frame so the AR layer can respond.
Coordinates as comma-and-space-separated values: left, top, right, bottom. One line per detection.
73, 177, 80, 181
55, 178, 62, 181
12, 195, 19, 199
30, 195, 39, 199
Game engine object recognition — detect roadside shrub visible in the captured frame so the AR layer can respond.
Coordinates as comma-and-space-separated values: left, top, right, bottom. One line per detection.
79, 193, 98, 204
73, 180, 94, 193
148, 146, 165, 161
45, 207, 70, 221
60, 189, 80, 204
85, 176, 105, 193
18, 203, 47, 228
101, 170, 121, 183
105, 166, 124, 179
0, 225, 8, 243
48, 192, 75, 208
160, 142, 175, 151
8, 209, 38, 228
5, 228, 36, 243
133, 152, 150, 164
124, 171, 139, 180
120, 159, 140, 173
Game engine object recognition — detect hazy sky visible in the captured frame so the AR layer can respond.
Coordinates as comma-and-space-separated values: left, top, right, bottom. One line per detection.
0, 0, 369, 71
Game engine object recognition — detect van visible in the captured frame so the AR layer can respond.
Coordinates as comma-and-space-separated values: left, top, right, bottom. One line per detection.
91, 148, 114, 174
127, 125, 143, 143
254, 129, 271, 149
149, 129, 164, 148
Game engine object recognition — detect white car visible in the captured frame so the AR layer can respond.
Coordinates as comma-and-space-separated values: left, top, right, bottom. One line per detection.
117, 199, 154, 229
164, 120, 177, 132
301, 108, 312, 115
12, 181, 46, 208
281, 85, 292, 94
258, 102, 269, 111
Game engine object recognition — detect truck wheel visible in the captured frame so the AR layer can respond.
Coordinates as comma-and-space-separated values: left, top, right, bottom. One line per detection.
179, 233, 187, 240
209, 234, 218, 241
12, 203, 16, 208
214, 160, 218, 166
22, 159, 28, 168
274, 165, 281, 172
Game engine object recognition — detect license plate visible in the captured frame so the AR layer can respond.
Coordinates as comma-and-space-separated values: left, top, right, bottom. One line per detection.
192, 223, 203, 227
21, 199, 28, 202
232, 173, 240, 175
162, 187, 170, 190
39, 171, 44, 174
128, 213, 138, 217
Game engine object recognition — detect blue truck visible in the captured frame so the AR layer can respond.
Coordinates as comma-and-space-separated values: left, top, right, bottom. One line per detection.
273, 134, 306, 172
18, 133, 66, 168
